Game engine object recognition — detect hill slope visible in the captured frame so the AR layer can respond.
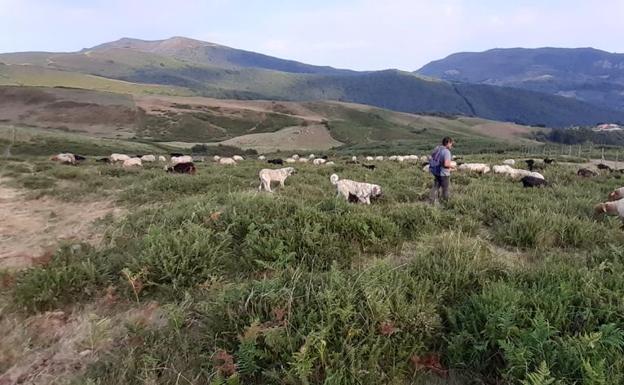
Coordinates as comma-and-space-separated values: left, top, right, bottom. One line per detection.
3, 39, 624, 127
417, 47, 624, 112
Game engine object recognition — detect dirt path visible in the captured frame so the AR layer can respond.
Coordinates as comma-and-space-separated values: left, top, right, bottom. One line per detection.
0, 180, 124, 270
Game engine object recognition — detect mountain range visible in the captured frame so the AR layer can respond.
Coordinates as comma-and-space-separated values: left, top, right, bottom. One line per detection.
1, 37, 624, 128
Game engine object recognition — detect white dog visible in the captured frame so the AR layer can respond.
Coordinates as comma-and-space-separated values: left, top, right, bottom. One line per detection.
258, 167, 296, 192
330, 174, 383, 204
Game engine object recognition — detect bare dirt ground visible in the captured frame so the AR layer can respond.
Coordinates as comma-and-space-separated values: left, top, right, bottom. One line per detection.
0, 180, 124, 270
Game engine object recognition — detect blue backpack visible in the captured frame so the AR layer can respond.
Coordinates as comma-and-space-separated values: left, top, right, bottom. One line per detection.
429, 146, 445, 175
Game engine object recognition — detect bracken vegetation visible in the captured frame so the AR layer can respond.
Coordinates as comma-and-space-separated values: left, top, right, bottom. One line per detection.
2, 151, 624, 385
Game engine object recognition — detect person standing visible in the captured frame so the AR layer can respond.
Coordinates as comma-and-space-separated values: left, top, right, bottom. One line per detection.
429, 137, 455, 204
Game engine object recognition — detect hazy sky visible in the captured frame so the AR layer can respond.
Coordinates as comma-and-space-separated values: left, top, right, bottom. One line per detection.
1, 0, 623, 71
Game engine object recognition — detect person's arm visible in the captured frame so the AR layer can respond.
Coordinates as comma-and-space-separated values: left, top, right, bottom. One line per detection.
443, 150, 455, 169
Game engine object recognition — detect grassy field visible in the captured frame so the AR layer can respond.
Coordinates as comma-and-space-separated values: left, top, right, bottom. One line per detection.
2, 147, 624, 384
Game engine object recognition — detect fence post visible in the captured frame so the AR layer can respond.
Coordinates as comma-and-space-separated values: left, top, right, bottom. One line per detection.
602, 148, 605, 160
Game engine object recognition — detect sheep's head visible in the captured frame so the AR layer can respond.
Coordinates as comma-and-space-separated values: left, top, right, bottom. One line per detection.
372, 185, 383, 198
594, 203, 608, 216
608, 191, 622, 201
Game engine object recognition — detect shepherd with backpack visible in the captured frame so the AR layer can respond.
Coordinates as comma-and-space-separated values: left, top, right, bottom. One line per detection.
429, 137, 456, 204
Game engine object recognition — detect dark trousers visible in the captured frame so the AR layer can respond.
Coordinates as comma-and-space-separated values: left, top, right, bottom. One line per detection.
429, 175, 450, 203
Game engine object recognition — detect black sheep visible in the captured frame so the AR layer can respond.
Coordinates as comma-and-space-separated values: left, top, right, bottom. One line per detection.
74, 155, 87, 161
170, 152, 185, 157
544, 158, 555, 164
597, 163, 613, 171
268, 159, 284, 165
521, 176, 547, 188
577, 168, 597, 177
362, 164, 376, 170
166, 162, 197, 174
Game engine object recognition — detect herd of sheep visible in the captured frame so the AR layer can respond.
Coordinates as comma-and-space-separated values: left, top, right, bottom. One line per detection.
48, 151, 624, 223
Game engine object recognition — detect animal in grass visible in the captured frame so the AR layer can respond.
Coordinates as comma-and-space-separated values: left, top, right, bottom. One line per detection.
503, 159, 515, 166
325, 161, 335, 166
50, 153, 76, 165
493, 165, 544, 180
171, 155, 193, 165
313, 158, 326, 165
525, 159, 545, 171
166, 162, 196, 174
298, 157, 309, 163
577, 168, 598, 177
213, 155, 221, 162
268, 158, 284, 165
170, 152, 184, 157
74, 154, 86, 162
122, 157, 142, 168
346, 160, 359, 165
258, 167, 296, 192
258, 155, 266, 161
375, 156, 384, 161
594, 199, 624, 226
365, 156, 374, 161
597, 163, 613, 171
351, 156, 357, 162
285, 158, 296, 164
521, 175, 547, 188
141, 155, 156, 162
608, 187, 624, 201
158, 155, 167, 162
219, 157, 237, 165
362, 164, 376, 170
544, 157, 556, 164
110, 153, 131, 163
233, 155, 244, 162
457, 163, 491, 174
330, 174, 382, 205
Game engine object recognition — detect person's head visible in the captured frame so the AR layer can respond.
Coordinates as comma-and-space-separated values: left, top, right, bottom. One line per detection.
442, 136, 454, 149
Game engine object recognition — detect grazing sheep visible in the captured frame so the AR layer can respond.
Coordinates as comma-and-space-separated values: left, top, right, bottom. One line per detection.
313, 158, 327, 165
166, 162, 197, 174
141, 155, 156, 162
578, 168, 598, 177
375, 156, 384, 161
110, 153, 130, 163
122, 158, 142, 168
171, 155, 193, 165
325, 161, 335, 166
213, 155, 221, 162
258, 155, 266, 161
298, 158, 309, 163
320, 155, 329, 160
594, 199, 624, 225
397, 156, 405, 162
308, 154, 316, 159
458, 163, 491, 174
493, 165, 544, 180
219, 157, 237, 165
362, 164, 376, 170
268, 158, 284, 165
351, 156, 357, 162
74, 155, 86, 162
493, 165, 515, 174
365, 156, 374, 161
608, 187, 624, 201
158, 155, 167, 162
389, 156, 397, 161
285, 158, 296, 164
192, 156, 205, 163
170, 153, 184, 157
330, 174, 383, 205
544, 158, 556, 164
233, 155, 244, 162
597, 163, 613, 172
521, 176, 547, 188
407, 155, 419, 161
422, 164, 430, 172
503, 159, 516, 166
292, 154, 300, 160
50, 153, 76, 165
258, 167, 296, 192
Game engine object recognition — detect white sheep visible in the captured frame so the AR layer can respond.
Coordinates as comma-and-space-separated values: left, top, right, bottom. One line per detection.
351, 156, 357, 162
122, 158, 142, 168
330, 174, 382, 205
213, 155, 221, 162
50, 153, 76, 165
503, 159, 516, 166
313, 158, 327, 165
258, 167, 296, 192
458, 163, 491, 174
308, 154, 316, 159
375, 156, 384, 161
141, 155, 156, 162
407, 155, 420, 161
285, 158, 297, 164
298, 157, 309, 163
609, 187, 624, 201
171, 155, 193, 165
110, 153, 130, 163
158, 155, 167, 162
292, 154, 300, 160
595, 199, 624, 225
258, 155, 266, 161
219, 157, 237, 165
397, 156, 405, 162
388, 156, 397, 161
365, 156, 374, 161
232, 155, 244, 162
325, 161, 335, 166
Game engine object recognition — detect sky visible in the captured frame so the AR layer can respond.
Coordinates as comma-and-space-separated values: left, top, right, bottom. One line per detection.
1, 0, 623, 71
